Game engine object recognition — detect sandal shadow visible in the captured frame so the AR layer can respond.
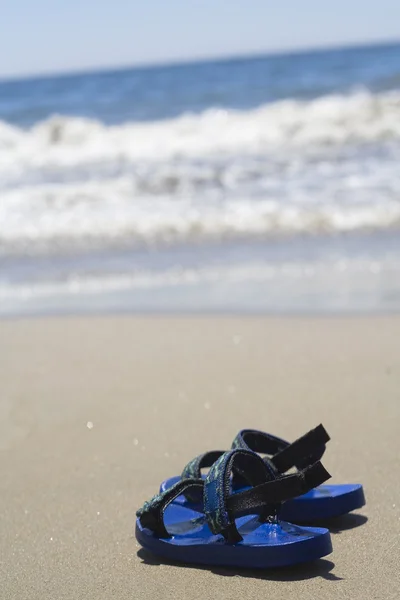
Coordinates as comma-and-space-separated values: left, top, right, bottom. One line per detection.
136, 548, 343, 581
300, 513, 368, 534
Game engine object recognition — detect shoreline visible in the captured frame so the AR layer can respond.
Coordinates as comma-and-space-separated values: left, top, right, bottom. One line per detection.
3, 308, 400, 321
2, 231, 400, 318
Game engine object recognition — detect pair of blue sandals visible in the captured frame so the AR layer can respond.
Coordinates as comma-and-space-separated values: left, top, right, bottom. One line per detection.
136, 425, 365, 569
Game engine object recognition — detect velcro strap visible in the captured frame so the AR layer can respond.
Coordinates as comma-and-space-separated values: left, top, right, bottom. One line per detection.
227, 461, 331, 517
272, 424, 330, 473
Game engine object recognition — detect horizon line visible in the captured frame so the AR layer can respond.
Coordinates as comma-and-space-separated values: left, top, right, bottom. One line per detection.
1, 37, 400, 85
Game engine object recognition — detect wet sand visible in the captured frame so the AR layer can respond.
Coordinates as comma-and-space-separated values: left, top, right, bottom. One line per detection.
1, 316, 399, 599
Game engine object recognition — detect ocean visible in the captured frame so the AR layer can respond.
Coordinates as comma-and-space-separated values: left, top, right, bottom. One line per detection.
1, 42, 400, 316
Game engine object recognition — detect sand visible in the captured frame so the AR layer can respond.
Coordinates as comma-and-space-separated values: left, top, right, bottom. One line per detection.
0, 316, 399, 600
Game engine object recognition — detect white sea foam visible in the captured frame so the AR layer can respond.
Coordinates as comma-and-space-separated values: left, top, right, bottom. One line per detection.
2, 90, 400, 254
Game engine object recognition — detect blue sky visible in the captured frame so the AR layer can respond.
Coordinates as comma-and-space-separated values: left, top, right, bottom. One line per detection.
1, 0, 400, 78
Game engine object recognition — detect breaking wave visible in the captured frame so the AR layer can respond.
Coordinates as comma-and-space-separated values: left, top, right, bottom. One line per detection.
2, 90, 400, 255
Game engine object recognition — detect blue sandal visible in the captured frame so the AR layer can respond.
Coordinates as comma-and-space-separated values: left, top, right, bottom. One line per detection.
159, 425, 365, 522
136, 449, 333, 568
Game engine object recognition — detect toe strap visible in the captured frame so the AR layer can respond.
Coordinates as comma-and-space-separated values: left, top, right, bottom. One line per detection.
182, 451, 226, 480
181, 450, 225, 502
204, 449, 276, 543
137, 478, 204, 538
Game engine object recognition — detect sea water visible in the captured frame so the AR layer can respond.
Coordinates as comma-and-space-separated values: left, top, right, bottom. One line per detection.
1, 43, 400, 315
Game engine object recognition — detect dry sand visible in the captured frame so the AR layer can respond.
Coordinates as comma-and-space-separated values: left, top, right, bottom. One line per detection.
0, 316, 399, 599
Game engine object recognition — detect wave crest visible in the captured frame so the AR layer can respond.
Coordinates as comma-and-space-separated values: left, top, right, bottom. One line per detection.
2, 89, 400, 153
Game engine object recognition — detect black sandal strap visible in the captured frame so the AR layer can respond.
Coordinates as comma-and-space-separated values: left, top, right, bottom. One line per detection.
232, 429, 288, 456
204, 449, 276, 544
232, 424, 330, 473
228, 460, 331, 517
136, 478, 204, 538
272, 424, 330, 472
181, 450, 225, 502
182, 451, 226, 480
181, 448, 270, 501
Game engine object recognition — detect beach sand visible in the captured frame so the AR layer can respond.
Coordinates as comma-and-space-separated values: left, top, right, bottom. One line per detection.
1, 316, 399, 599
